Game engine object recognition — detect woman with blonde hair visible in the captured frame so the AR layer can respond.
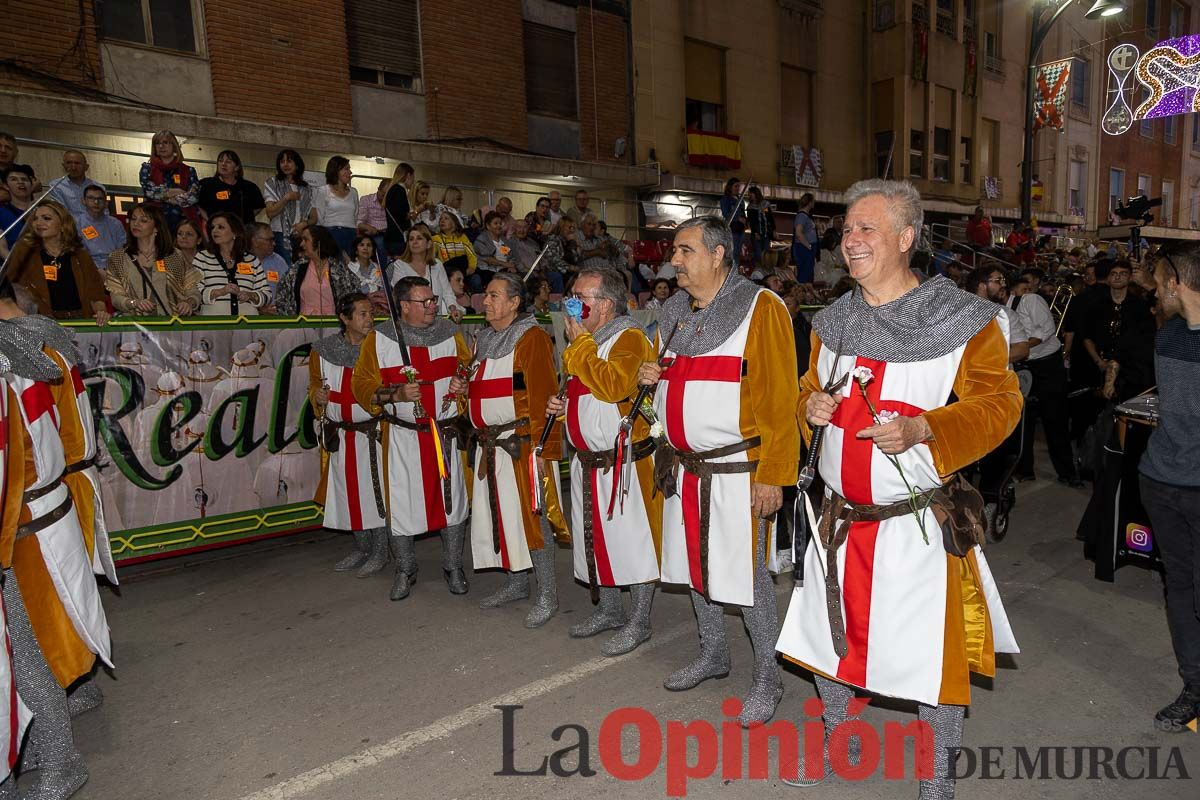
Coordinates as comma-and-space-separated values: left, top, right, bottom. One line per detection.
105, 203, 202, 316
410, 181, 438, 229
139, 129, 200, 231
6, 200, 109, 322
387, 223, 464, 321
383, 162, 414, 256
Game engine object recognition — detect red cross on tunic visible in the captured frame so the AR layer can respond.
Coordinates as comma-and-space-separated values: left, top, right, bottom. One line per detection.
564, 377, 592, 452
659, 353, 744, 593
68, 365, 86, 398
21, 381, 57, 428
380, 346, 459, 421
327, 366, 364, 531
468, 359, 515, 428
826, 356, 927, 689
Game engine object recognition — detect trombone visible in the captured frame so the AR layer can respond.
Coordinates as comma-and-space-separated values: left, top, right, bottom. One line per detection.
1050, 282, 1074, 336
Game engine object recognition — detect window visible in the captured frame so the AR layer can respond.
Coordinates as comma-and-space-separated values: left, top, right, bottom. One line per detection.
1162, 179, 1175, 225
964, 0, 977, 40
524, 22, 578, 119
876, 131, 896, 178
1069, 159, 1086, 216
912, 0, 929, 26
780, 66, 813, 146
1193, 117, 1200, 152
346, 0, 421, 90
936, 0, 956, 37
97, 0, 199, 53
983, 31, 1003, 75
910, 129, 926, 178
1109, 167, 1125, 212
960, 136, 973, 184
1165, 115, 1178, 144
1138, 174, 1151, 198
1147, 0, 1159, 36
1191, 192, 1199, 228
874, 0, 896, 30
933, 127, 952, 181
1071, 58, 1090, 114
1140, 88, 1154, 137
980, 118, 999, 180
1170, 1, 1186, 38
684, 40, 726, 132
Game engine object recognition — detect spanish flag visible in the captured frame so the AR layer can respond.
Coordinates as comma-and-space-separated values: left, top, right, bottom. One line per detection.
686, 129, 742, 169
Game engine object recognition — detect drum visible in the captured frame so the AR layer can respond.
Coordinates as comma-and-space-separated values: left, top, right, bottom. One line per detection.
1115, 393, 1159, 425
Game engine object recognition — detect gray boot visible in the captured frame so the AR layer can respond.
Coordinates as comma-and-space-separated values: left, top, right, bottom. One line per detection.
917, 703, 964, 800
569, 586, 626, 638
355, 527, 390, 577
333, 530, 371, 572
3, 570, 89, 800
663, 590, 730, 690
738, 534, 783, 727
783, 675, 856, 787
602, 582, 654, 656
524, 528, 559, 629
389, 535, 418, 601
66, 677, 103, 718
440, 523, 469, 595
478, 572, 530, 608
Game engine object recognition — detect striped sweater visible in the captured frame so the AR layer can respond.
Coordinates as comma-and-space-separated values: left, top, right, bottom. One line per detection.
193, 250, 268, 316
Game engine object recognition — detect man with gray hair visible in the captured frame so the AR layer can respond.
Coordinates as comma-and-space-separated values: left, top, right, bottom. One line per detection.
776, 179, 1023, 797
545, 267, 662, 655
637, 215, 800, 726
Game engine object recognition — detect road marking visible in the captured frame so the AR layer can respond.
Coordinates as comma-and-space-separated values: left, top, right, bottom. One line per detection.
234, 621, 694, 800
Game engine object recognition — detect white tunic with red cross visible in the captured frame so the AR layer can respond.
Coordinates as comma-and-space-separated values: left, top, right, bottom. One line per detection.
4, 372, 113, 670
775, 345, 1019, 706
653, 309, 760, 607
0, 387, 34, 779
375, 333, 467, 536
565, 331, 659, 587
317, 353, 386, 533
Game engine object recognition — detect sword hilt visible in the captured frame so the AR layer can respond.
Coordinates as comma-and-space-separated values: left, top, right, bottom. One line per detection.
797, 424, 826, 491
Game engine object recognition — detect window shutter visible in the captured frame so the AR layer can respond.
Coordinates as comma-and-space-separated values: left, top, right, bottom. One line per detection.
345, 0, 422, 78
523, 22, 578, 119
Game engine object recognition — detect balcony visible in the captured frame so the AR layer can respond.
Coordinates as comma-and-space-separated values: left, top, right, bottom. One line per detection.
912, 3, 929, 26
936, 12, 956, 38
984, 54, 1005, 76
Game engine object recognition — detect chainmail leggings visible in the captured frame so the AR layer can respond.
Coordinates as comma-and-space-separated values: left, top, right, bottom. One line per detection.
690, 523, 778, 669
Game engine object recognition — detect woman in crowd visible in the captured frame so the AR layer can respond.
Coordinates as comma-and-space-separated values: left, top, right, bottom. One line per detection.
530, 197, 553, 244
273, 225, 360, 318
388, 224, 465, 321
791, 192, 818, 284
469, 272, 563, 627
314, 155, 359, 257
525, 276, 558, 314
644, 277, 671, 309
473, 210, 516, 290
538, 217, 577, 294
194, 211, 268, 316
383, 162, 414, 256
348, 234, 388, 312
139, 129, 200, 232
410, 181, 437, 229
263, 148, 316, 263
746, 186, 775, 268
174, 218, 205, 267
719, 177, 747, 266
440, 185, 469, 227
357, 178, 389, 258
105, 203, 201, 316
431, 209, 478, 286
6, 200, 109, 322
197, 149, 265, 225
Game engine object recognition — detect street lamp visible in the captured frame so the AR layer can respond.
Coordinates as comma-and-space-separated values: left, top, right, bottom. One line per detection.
1020, 0, 1127, 225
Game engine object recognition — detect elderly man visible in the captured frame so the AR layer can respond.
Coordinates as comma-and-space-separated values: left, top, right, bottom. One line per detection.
74, 184, 127, 272
547, 190, 564, 227
577, 213, 618, 270
637, 216, 799, 726
546, 268, 662, 655
48, 150, 104, 218
353, 277, 473, 599
564, 189, 591, 224
776, 180, 1022, 797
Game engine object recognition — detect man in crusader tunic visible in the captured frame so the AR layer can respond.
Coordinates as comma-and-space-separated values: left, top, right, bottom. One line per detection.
353, 277, 472, 601
545, 267, 662, 656
775, 180, 1023, 798
309, 293, 388, 577
637, 216, 800, 727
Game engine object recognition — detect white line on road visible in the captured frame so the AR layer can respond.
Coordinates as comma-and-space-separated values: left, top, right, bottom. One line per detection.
233, 621, 694, 800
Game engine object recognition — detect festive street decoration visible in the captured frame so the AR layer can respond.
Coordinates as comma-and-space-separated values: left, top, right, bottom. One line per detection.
792, 145, 823, 187
1033, 58, 1073, 132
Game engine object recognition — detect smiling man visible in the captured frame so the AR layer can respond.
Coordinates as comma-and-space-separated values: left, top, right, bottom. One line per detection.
775, 179, 1023, 797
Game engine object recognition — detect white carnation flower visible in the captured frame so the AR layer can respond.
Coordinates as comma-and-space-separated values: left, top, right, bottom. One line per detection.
649, 421, 665, 439
877, 410, 900, 424
851, 365, 875, 384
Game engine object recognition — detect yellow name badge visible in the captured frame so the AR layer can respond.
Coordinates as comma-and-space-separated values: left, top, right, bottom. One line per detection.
156, 259, 167, 273
43, 264, 58, 282
236, 262, 254, 276
216, 190, 230, 201
499, 245, 511, 256
172, 173, 181, 185
82, 226, 99, 240
267, 270, 279, 282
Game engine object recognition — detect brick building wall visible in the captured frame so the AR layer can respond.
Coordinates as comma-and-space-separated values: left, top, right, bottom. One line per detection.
203, 0, 354, 130
420, 0, 528, 147
576, 6, 630, 163
0, 1, 103, 95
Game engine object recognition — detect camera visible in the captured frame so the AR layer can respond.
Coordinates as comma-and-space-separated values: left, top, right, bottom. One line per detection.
1115, 195, 1163, 224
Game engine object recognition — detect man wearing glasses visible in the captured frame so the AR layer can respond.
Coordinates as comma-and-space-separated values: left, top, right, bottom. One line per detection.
353, 276, 473, 601
73, 185, 127, 276
544, 268, 662, 656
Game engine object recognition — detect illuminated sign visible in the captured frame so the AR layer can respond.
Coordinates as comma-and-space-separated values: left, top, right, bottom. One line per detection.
1104, 35, 1200, 135
1102, 44, 1140, 135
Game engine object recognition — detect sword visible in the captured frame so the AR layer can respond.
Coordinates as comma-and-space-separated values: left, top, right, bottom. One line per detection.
796, 371, 849, 491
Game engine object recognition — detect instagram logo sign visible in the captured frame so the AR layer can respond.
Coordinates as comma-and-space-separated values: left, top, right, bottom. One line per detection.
1126, 524, 1154, 554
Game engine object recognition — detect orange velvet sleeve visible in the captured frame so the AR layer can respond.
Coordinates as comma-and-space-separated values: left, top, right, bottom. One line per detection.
561, 328, 653, 403
923, 320, 1024, 476
0, 386, 25, 569
740, 293, 801, 486
307, 353, 325, 416
796, 330, 825, 447
45, 350, 85, 463
516, 328, 562, 462
351, 331, 384, 415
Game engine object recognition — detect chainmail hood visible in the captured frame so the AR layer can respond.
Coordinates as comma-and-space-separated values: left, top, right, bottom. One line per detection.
376, 318, 458, 348
8, 314, 81, 366
0, 320, 62, 382
591, 314, 644, 346
473, 313, 541, 360
657, 272, 763, 356
311, 332, 362, 368
812, 276, 1000, 363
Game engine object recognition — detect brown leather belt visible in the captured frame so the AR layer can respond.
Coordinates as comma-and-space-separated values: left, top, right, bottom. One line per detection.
22, 477, 63, 506
63, 456, 96, 477
322, 415, 386, 518
16, 493, 74, 540
575, 436, 656, 599
383, 413, 469, 518
470, 418, 530, 556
